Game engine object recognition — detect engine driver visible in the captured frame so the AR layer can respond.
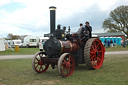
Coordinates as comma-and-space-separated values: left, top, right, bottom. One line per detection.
85, 21, 92, 38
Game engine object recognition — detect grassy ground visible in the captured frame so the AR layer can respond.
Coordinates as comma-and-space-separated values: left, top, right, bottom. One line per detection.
0, 45, 128, 55
0, 48, 39, 55
0, 54, 128, 85
105, 45, 128, 51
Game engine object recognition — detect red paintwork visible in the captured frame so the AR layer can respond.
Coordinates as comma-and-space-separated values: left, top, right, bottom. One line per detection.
59, 40, 79, 54
60, 54, 75, 77
90, 38, 104, 69
34, 57, 49, 73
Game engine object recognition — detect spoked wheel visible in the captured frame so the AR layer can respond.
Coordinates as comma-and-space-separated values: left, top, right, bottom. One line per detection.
84, 38, 105, 69
32, 51, 49, 73
58, 53, 75, 77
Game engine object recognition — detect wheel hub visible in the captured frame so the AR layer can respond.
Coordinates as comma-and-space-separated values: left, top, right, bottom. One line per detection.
96, 51, 99, 57
66, 62, 70, 68
38, 60, 43, 65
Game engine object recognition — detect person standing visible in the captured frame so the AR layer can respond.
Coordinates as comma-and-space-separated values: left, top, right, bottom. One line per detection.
104, 39, 107, 47
107, 40, 110, 48
114, 38, 117, 47
110, 40, 113, 47
80, 23, 83, 28
78, 23, 86, 39
77, 23, 88, 46
85, 21, 92, 38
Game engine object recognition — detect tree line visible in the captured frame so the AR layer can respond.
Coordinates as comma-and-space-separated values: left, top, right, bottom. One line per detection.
6, 33, 27, 40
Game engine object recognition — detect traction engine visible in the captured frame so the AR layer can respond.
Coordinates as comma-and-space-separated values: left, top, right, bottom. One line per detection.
32, 6, 105, 77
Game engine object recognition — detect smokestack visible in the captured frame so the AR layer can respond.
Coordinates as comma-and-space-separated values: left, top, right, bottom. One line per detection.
49, 6, 56, 34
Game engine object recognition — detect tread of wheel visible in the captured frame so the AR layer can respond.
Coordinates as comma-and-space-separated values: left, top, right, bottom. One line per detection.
84, 38, 97, 69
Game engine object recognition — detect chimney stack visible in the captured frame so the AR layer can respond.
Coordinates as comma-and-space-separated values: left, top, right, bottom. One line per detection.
49, 6, 56, 34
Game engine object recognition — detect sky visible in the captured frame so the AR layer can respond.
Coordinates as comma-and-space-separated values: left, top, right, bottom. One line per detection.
0, 0, 128, 37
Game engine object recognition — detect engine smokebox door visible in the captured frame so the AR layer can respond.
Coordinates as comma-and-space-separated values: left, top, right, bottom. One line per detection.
43, 38, 61, 55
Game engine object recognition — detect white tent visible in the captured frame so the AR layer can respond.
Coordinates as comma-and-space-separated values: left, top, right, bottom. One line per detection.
0, 38, 5, 51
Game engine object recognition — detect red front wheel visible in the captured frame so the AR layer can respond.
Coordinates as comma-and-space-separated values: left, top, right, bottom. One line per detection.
84, 38, 105, 69
32, 51, 49, 73
57, 53, 75, 77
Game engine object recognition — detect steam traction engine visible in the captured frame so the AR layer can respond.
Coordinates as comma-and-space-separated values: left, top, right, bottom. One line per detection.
32, 6, 105, 77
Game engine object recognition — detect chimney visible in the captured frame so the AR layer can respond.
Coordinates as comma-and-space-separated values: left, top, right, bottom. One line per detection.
49, 6, 56, 34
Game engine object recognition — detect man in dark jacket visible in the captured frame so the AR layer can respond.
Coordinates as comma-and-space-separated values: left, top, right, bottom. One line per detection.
78, 23, 86, 39
85, 21, 92, 38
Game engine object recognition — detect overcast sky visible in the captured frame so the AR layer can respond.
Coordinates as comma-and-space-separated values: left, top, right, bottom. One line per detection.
0, 0, 128, 37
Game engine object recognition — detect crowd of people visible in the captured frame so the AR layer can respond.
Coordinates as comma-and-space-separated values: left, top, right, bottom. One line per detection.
103, 39, 127, 48
103, 39, 116, 48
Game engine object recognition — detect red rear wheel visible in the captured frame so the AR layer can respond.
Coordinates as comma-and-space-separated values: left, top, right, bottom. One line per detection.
58, 53, 75, 77
84, 38, 105, 69
32, 51, 49, 73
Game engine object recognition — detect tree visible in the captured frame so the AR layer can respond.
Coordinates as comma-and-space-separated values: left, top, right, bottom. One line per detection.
7, 33, 13, 40
7, 33, 21, 40
102, 5, 128, 36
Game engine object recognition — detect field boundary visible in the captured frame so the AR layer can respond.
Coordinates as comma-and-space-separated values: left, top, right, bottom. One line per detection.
0, 51, 128, 60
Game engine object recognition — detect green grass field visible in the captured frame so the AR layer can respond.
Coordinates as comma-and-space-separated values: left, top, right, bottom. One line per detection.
0, 45, 128, 55
0, 48, 39, 55
0, 54, 128, 85
105, 45, 128, 51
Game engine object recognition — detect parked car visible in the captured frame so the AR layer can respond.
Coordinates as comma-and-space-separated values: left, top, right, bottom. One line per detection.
7, 40, 22, 48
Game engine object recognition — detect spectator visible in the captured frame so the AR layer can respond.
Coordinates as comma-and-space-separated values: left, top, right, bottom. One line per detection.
123, 41, 126, 47
114, 39, 117, 47
110, 40, 113, 47
104, 39, 107, 47
107, 40, 110, 48
42, 40, 44, 45
121, 40, 123, 47
121, 40, 126, 47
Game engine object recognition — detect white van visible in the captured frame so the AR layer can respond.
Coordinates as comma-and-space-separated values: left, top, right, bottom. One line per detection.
8, 40, 22, 48
22, 35, 39, 47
